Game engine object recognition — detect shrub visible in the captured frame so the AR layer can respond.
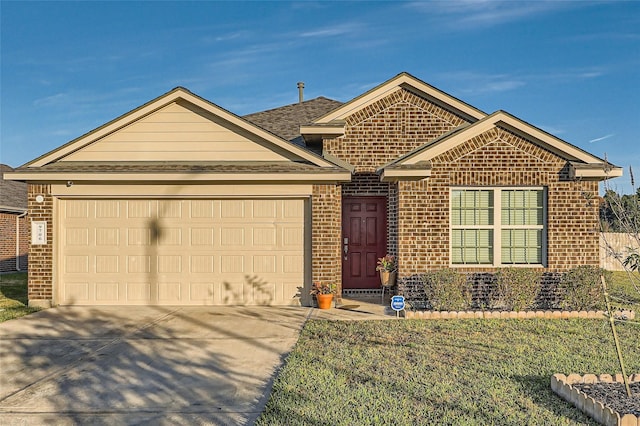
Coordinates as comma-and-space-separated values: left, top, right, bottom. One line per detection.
558, 265, 611, 311
494, 268, 542, 311
421, 269, 471, 311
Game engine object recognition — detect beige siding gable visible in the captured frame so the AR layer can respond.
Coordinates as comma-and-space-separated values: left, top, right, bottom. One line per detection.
62, 102, 290, 162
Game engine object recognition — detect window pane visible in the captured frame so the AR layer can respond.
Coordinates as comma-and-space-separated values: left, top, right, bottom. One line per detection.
502, 229, 542, 264
502, 190, 543, 226
452, 190, 493, 226
452, 229, 493, 264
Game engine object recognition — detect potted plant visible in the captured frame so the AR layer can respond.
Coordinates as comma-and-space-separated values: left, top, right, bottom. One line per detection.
310, 282, 336, 309
376, 254, 397, 287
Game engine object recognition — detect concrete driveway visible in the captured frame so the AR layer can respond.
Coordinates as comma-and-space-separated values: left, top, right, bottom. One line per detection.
0, 306, 310, 425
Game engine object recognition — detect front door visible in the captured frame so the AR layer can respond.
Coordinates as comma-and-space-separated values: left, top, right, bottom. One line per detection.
342, 196, 387, 289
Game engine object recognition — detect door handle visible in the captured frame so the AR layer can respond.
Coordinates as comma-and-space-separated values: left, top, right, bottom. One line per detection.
343, 237, 348, 260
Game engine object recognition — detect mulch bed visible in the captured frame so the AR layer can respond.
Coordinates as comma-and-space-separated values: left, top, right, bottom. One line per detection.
572, 381, 640, 416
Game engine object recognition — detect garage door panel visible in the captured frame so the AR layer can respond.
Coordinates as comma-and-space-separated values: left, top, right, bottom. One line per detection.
96, 282, 119, 302
65, 282, 90, 303
126, 282, 151, 302
60, 198, 305, 306
158, 282, 181, 302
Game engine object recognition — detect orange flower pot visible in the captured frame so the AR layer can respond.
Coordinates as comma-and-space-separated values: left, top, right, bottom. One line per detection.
316, 293, 333, 309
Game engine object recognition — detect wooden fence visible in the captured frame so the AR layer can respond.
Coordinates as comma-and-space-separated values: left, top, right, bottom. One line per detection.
600, 232, 639, 271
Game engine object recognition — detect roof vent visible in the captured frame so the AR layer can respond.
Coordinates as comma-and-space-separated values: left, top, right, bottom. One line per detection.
297, 82, 304, 103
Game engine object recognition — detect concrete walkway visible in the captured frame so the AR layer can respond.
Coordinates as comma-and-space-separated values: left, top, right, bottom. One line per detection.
0, 298, 397, 425
0, 306, 312, 425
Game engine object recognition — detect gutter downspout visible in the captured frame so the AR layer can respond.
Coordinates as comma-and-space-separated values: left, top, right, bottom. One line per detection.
16, 211, 27, 271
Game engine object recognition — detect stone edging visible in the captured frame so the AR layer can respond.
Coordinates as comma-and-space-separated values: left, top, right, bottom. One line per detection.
404, 310, 635, 320
551, 373, 640, 426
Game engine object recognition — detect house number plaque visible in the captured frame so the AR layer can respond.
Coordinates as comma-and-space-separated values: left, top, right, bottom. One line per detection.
31, 221, 47, 245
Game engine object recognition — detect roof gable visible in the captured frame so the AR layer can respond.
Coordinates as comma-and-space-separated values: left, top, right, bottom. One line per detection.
312, 72, 487, 125
380, 110, 622, 181
25, 88, 335, 168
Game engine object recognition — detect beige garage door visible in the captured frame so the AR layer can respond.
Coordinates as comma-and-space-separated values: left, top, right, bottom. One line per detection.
59, 199, 305, 306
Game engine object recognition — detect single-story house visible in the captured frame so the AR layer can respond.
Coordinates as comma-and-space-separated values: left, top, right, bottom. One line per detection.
6, 72, 622, 308
0, 164, 29, 273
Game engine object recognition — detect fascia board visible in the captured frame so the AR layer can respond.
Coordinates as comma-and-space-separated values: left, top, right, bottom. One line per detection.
401, 111, 615, 167
403, 114, 499, 165
316, 85, 403, 123
26, 88, 188, 167
0, 206, 27, 214
4, 171, 353, 183
572, 166, 623, 179
182, 93, 335, 168
380, 168, 431, 182
315, 73, 486, 124
26, 88, 334, 169
495, 113, 607, 165
299, 124, 345, 137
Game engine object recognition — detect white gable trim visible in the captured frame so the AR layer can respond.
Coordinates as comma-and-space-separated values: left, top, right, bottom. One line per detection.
314, 73, 486, 124
26, 88, 335, 168
401, 111, 615, 165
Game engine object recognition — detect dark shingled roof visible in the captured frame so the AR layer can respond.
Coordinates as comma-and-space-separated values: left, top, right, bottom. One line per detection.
243, 96, 343, 142
21, 161, 348, 175
0, 164, 27, 211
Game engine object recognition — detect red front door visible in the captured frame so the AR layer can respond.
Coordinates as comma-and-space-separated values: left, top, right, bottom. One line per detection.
342, 196, 387, 289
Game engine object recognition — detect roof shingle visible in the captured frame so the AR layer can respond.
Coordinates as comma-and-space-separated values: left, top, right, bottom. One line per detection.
0, 164, 27, 211
243, 96, 342, 142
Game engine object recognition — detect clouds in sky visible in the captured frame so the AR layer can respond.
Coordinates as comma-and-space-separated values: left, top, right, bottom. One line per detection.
406, 0, 575, 29
589, 134, 616, 144
1, 0, 638, 194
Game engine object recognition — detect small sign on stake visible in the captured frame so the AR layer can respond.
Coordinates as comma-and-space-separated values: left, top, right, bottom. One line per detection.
390, 295, 405, 318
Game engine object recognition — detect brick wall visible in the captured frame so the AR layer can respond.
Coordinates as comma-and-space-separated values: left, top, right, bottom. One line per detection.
320, 88, 471, 276
27, 184, 54, 304
0, 213, 28, 272
324, 89, 469, 173
397, 127, 600, 276
311, 184, 342, 293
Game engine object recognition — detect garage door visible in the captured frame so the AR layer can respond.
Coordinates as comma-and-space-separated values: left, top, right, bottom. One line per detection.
59, 199, 305, 305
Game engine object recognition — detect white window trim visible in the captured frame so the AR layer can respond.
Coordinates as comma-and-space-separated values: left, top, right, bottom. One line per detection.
449, 187, 547, 268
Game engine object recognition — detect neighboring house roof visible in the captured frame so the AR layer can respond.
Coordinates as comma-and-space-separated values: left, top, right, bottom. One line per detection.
0, 164, 27, 213
378, 110, 623, 181
244, 97, 343, 142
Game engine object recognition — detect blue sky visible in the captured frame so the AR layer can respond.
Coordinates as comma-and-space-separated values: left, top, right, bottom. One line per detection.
1, 1, 639, 193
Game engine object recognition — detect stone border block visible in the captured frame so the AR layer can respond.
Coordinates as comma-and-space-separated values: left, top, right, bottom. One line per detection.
402, 309, 633, 321
551, 373, 640, 426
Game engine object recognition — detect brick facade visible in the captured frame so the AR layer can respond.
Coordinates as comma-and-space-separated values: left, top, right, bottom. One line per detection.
0, 212, 28, 272
320, 89, 470, 279
311, 184, 342, 292
27, 184, 54, 306
324, 89, 469, 173
397, 127, 600, 276
316, 88, 601, 286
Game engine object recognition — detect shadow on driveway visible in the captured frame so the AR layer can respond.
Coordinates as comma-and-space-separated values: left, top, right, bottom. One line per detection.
0, 306, 310, 425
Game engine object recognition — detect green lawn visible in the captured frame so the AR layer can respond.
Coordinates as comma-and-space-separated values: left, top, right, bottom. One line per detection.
258, 271, 640, 426
0, 272, 39, 323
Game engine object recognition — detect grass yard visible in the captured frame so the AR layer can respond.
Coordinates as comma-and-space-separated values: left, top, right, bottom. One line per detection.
258, 271, 640, 426
0, 273, 39, 323
608, 271, 640, 309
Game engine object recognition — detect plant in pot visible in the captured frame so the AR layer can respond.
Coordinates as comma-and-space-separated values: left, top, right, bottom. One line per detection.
310, 282, 336, 309
376, 254, 397, 287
